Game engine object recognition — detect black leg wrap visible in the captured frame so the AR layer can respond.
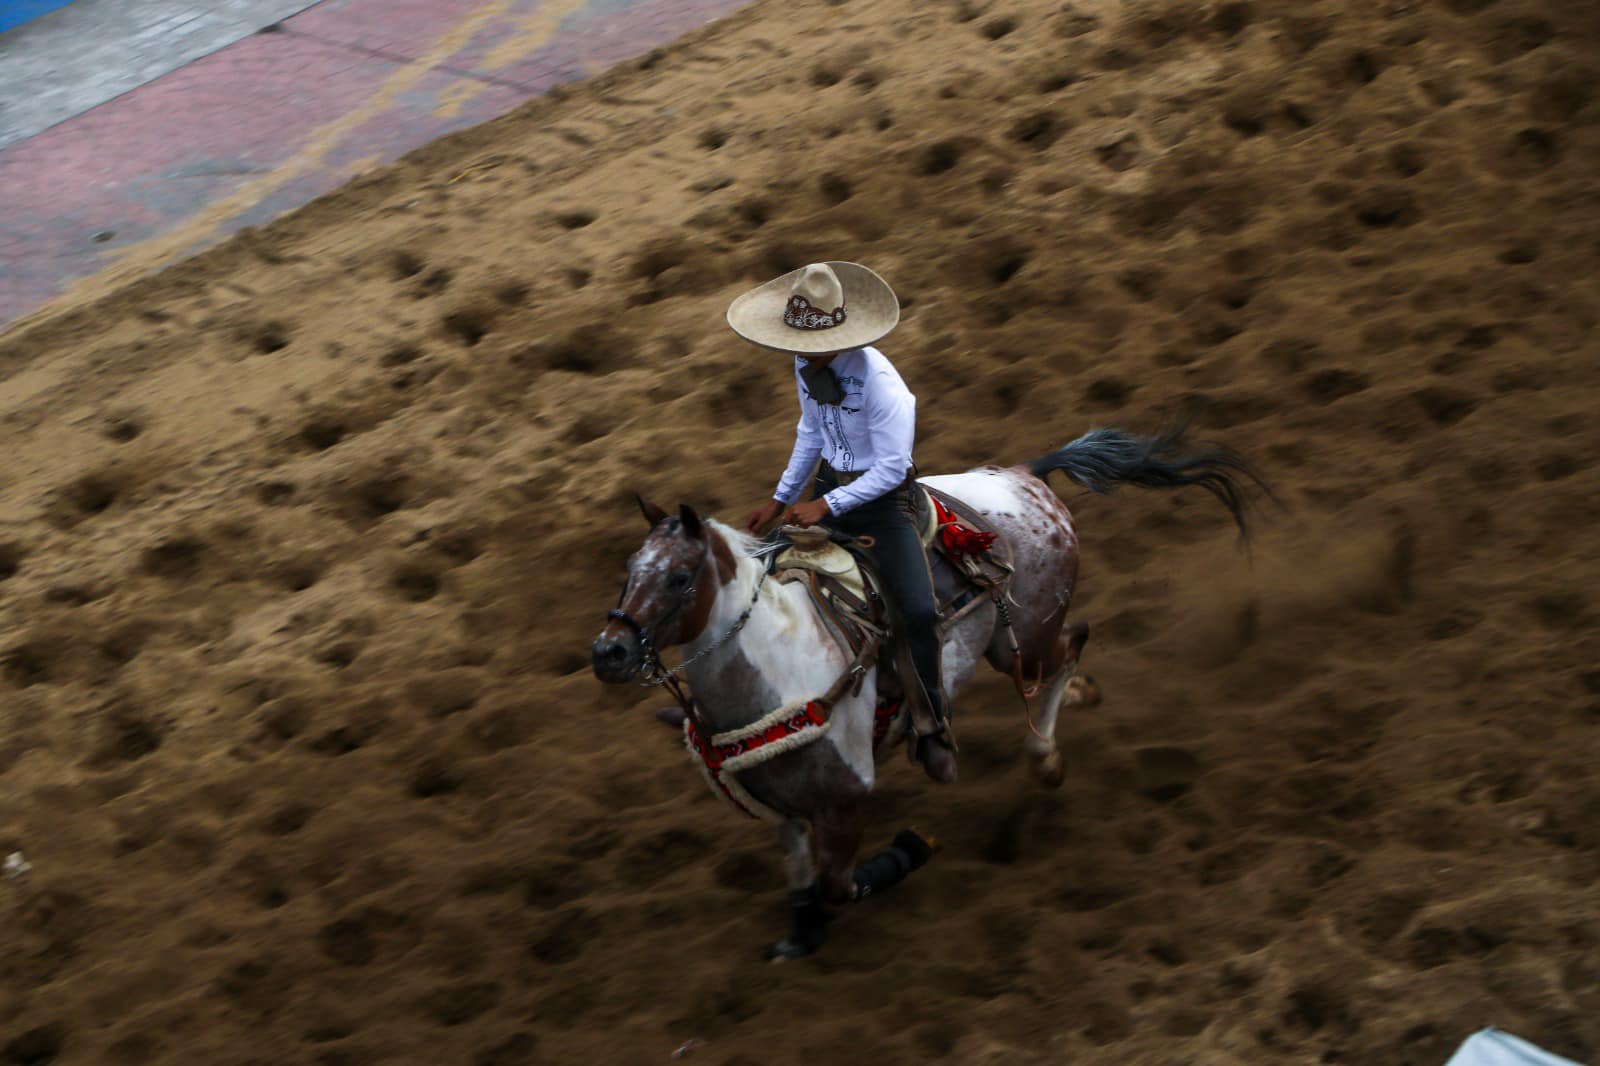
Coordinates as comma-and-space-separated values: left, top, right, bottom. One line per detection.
790, 877, 838, 947
891, 829, 937, 871
768, 886, 831, 959
851, 830, 935, 900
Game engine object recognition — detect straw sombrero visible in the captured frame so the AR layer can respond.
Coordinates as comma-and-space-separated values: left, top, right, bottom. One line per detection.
726, 262, 899, 354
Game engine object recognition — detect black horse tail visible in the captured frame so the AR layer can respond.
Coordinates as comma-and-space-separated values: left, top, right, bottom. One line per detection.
1027, 424, 1269, 539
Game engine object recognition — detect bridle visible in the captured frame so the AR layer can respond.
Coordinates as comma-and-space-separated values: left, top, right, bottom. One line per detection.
608, 543, 770, 692
607, 554, 700, 676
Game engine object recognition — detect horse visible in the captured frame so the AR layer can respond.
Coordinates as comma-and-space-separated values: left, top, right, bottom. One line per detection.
591, 426, 1261, 959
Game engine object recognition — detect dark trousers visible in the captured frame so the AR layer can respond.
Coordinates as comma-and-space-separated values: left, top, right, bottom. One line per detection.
815, 468, 948, 728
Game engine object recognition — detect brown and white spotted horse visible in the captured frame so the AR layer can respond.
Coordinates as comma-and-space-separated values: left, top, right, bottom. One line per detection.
592, 426, 1260, 959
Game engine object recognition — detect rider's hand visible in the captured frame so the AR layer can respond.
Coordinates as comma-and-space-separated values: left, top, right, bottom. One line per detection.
745, 498, 786, 535
786, 497, 832, 528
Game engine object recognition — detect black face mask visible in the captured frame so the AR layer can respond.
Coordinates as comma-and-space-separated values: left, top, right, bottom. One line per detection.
800, 361, 845, 406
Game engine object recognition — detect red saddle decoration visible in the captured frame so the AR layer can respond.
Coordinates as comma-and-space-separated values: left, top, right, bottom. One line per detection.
932, 496, 999, 559
872, 699, 901, 749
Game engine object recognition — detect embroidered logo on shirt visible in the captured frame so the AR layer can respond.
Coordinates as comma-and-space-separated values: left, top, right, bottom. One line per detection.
818, 385, 864, 469
834, 375, 865, 413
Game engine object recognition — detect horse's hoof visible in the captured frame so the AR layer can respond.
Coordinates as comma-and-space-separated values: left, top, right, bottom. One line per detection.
655, 706, 687, 730
765, 936, 821, 962
1032, 749, 1065, 789
1064, 675, 1101, 708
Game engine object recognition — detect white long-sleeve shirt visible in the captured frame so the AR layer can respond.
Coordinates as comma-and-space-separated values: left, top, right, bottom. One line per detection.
772, 346, 917, 515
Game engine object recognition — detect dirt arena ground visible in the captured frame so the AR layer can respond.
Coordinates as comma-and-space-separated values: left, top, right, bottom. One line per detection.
1, 0, 1597, 1063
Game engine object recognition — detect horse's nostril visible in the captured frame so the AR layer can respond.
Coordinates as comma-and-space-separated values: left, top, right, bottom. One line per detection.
593, 639, 629, 669
592, 633, 640, 682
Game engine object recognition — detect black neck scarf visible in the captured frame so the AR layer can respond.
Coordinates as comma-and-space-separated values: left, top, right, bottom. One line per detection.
799, 361, 845, 406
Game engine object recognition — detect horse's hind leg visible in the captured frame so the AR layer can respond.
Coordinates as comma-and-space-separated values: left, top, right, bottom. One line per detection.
768, 818, 831, 961
1027, 620, 1099, 788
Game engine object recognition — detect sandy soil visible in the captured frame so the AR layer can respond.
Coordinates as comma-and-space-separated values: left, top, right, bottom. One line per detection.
1, 0, 1598, 1063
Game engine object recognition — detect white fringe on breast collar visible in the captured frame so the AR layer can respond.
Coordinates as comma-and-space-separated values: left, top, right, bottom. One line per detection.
683, 698, 835, 822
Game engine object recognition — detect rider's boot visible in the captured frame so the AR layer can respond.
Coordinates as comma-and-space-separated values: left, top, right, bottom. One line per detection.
907, 643, 957, 784
915, 729, 958, 784
895, 601, 958, 784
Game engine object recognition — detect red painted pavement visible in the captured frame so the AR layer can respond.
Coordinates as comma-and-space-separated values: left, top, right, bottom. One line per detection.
0, 0, 747, 330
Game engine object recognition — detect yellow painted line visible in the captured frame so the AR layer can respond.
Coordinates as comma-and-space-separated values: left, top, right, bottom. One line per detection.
482, 0, 588, 70
434, 0, 589, 117
33, 0, 530, 322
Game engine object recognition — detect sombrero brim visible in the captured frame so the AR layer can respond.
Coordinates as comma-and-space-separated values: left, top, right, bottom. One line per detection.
726, 261, 900, 354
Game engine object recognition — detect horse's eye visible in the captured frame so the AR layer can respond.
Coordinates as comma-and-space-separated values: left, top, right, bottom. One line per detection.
670, 570, 692, 589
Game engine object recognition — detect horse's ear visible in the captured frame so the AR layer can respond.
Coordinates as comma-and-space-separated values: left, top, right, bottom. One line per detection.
636, 493, 668, 526
678, 503, 704, 540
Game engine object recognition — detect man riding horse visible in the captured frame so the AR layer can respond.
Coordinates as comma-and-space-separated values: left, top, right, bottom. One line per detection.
731, 262, 959, 784
594, 258, 1263, 957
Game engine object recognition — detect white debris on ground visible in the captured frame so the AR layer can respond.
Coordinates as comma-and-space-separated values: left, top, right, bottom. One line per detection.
3, 852, 32, 880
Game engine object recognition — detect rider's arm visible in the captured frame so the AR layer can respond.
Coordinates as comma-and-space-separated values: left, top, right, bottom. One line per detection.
821, 367, 914, 516
773, 370, 823, 505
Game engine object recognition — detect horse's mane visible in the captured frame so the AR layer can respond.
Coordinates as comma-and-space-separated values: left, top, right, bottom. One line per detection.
706, 519, 767, 560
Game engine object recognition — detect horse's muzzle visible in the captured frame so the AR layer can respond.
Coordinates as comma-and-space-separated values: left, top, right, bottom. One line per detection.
591, 627, 643, 684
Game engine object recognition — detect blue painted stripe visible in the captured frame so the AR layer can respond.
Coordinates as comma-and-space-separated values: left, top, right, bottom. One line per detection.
0, 0, 78, 34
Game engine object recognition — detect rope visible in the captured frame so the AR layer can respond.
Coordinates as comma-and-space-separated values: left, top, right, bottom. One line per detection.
996, 593, 1051, 743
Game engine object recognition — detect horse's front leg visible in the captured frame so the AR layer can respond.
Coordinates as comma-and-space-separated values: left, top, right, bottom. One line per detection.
768, 818, 831, 961
813, 803, 867, 904
766, 803, 867, 960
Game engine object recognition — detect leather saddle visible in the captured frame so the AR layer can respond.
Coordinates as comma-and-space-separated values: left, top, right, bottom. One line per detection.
771, 526, 884, 669
771, 484, 1013, 681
